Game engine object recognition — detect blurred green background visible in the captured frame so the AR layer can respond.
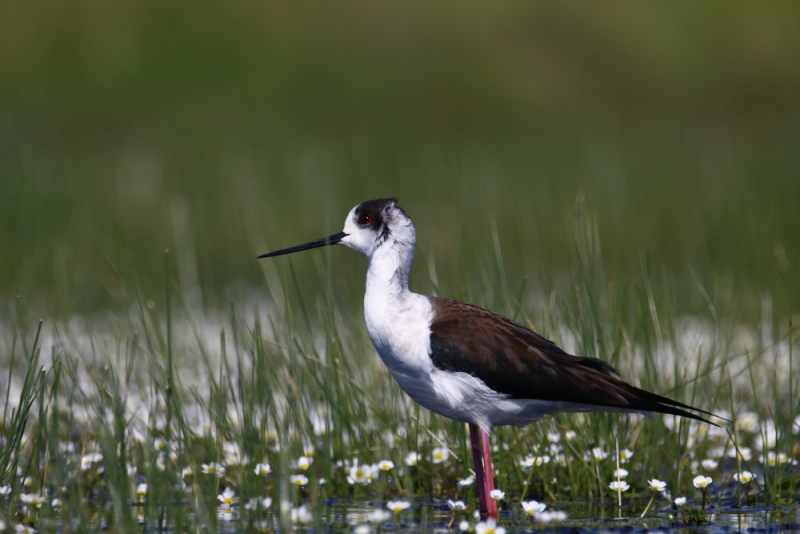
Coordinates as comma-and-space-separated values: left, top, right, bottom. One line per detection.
1, 1, 798, 317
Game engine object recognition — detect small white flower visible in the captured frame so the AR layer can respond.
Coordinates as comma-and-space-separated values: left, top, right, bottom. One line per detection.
613, 468, 629, 479
674, 496, 687, 506
618, 449, 634, 463
489, 489, 505, 501
546, 432, 560, 443
521, 500, 547, 516
565, 430, 577, 441
254, 463, 272, 476
519, 456, 535, 469
378, 460, 394, 471
591, 447, 608, 461
21, 493, 46, 508
348, 463, 374, 485
609, 481, 630, 492
387, 500, 411, 513
297, 456, 313, 470
447, 499, 466, 511
554, 454, 567, 466
201, 463, 225, 477
459, 520, 470, 531
290, 474, 309, 487
80, 453, 103, 471
405, 452, 419, 466
733, 471, 755, 483
648, 479, 667, 492
0, 486, 11, 496
217, 487, 237, 506
136, 483, 147, 497
693, 475, 712, 489
701, 459, 718, 470
51, 498, 61, 508
431, 447, 449, 464
15, 525, 36, 534
181, 466, 193, 478
354, 525, 371, 534
475, 518, 505, 534
727, 447, 752, 461
457, 476, 475, 489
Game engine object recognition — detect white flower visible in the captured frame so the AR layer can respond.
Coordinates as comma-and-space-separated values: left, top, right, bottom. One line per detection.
519, 456, 535, 469
565, 430, 577, 441
457, 476, 475, 489
290, 474, 309, 487
648, 479, 667, 492
291, 505, 312, 524
181, 466, 193, 478
475, 518, 505, 534
387, 500, 411, 513
370, 509, 391, 523
693, 475, 712, 489
701, 459, 718, 470
378, 460, 394, 471
554, 454, 567, 466
348, 463, 374, 485
546, 432, 560, 443
534, 510, 567, 523
80, 453, 103, 471
404, 452, 419, 466
21, 493, 45, 508
136, 483, 147, 497
618, 449, 634, 463
727, 447, 752, 461
609, 481, 630, 492
201, 463, 225, 476
14, 525, 36, 534
733, 471, 755, 483
674, 496, 687, 506
255, 463, 272, 476
521, 500, 547, 516
354, 525, 370, 534
489, 489, 505, 501
613, 468, 629, 479
217, 487, 237, 506
51, 498, 61, 508
431, 447, 449, 464
459, 520, 470, 531
297, 457, 313, 470
0, 486, 11, 496
447, 499, 466, 511
591, 447, 608, 461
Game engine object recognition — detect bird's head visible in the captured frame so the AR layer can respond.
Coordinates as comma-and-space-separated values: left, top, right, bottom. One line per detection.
259, 198, 415, 261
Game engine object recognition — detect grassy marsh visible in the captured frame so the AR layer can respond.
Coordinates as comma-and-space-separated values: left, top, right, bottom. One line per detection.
1, 1, 800, 531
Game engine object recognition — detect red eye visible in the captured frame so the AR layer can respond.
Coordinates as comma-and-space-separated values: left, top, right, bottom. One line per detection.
358, 214, 373, 225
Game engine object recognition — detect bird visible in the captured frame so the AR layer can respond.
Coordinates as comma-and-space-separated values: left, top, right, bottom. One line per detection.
259, 198, 714, 519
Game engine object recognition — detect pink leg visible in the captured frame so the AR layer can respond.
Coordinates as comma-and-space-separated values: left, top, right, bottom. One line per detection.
468, 424, 498, 520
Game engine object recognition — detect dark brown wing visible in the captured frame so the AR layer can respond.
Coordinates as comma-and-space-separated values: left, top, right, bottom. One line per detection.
428, 296, 712, 423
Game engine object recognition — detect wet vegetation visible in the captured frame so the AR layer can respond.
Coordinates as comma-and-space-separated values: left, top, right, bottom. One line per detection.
1, 1, 799, 532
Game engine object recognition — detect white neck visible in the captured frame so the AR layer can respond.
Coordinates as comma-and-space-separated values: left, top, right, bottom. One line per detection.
365, 237, 415, 301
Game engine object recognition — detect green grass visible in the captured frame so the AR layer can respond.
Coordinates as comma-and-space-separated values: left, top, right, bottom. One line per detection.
1, 209, 798, 531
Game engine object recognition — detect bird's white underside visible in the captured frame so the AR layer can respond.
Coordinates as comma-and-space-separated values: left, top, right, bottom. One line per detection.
340, 203, 647, 432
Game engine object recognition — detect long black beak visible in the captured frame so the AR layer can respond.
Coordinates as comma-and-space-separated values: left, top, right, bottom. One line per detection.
258, 231, 348, 259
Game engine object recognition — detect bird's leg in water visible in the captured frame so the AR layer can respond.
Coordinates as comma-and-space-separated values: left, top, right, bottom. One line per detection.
469, 424, 498, 520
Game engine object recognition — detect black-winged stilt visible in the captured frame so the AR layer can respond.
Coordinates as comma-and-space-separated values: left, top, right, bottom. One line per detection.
259, 198, 713, 519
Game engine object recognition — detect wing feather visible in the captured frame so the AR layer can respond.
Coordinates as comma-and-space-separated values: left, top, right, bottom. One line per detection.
428, 296, 713, 423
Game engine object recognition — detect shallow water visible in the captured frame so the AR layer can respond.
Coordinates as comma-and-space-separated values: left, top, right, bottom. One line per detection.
207, 498, 800, 534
